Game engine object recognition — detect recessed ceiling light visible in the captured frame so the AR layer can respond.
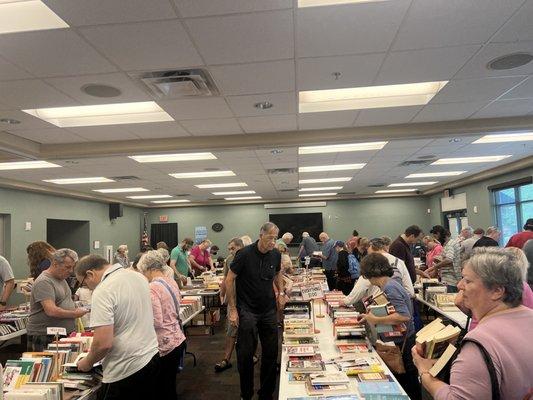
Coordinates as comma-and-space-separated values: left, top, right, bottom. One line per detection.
224, 196, 262, 201
44, 177, 115, 185
93, 187, 148, 193
0, 160, 61, 170
170, 171, 235, 179
128, 195, 173, 199
299, 186, 343, 191
487, 53, 533, 70
0, 0, 69, 34
376, 189, 418, 193
195, 182, 248, 189
0, 118, 21, 124
431, 155, 511, 165
389, 182, 438, 187
299, 81, 448, 113
406, 171, 467, 178
299, 141, 387, 154
299, 0, 391, 7
81, 84, 122, 98
270, 149, 283, 155
299, 163, 365, 172
449, 138, 462, 143
212, 190, 256, 196
23, 101, 173, 127
473, 132, 533, 144
129, 152, 216, 163
299, 177, 352, 184
151, 199, 190, 204
299, 193, 337, 197
254, 101, 273, 110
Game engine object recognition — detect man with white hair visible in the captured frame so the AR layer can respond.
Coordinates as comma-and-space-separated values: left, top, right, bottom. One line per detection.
319, 232, 338, 290
276, 232, 293, 247
473, 226, 501, 249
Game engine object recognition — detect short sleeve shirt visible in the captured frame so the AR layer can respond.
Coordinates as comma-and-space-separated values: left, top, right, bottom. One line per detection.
322, 239, 338, 271
441, 237, 462, 286
190, 246, 210, 268
170, 246, 190, 276
301, 236, 319, 258
0, 255, 14, 291
382, 279, 414, 341
230, 241, 281, 313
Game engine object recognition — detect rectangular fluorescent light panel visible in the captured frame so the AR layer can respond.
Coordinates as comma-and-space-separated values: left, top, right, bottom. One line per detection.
299, 81, 448, 113
195, 182, 248, 189
0, 160, 61, 170
212, 190, 256, 196
431, 155, 511, 165
299, 193, 337, 197
129, 152, 216, 163
388, 182, 438, 187
299, 141, 387, 154
299, 163, 365, 173
170, 171, 235, 179
376, 189, 418, 193
127, 195, 172, 199
0, 0, 69, 35
299, 186, 343, 191
151, 199, 190, 204
473, 132, 533, 144
299, 177, 351, 184
224, 196, 262, 201
23, 101, 173, 127
93, 187, 148, 193
406, 171, 466, 178
43, 177, 114, 184
299, 0, 390, 7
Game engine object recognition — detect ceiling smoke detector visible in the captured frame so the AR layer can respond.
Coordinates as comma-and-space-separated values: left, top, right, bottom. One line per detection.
81, 84, 122, 98
270, 149, 283, 155
254, 101, 273, 110
267, 168, 297, 175
487, 53, 533, 70
134, 68, 219, 99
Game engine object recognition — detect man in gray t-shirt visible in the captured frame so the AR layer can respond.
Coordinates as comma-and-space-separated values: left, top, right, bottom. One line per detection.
27, 249, 87, 351
0, 255, 15, 310
298, 232, 319, 259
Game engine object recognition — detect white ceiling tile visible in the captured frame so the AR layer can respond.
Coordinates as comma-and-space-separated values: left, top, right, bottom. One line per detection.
383, 139, 434, 149
490, 0, 533, 44
79, 20, 203, 71
412, 102, 488, 123
500, 76, 533, 100
185, 10, 293, 65
393, 0, 525, 50
210, 60, 295, 96
0, 30, 116, 78
239, 114, 297, 133
354, 106, 423, 127
0, 110, 56, 130
470, 99, 533, 119
0, 80, 79, 109
174, 0, 291, 17
375, 45, 480, 85
297, 1, 410, 58
427, 136, 481, 147
226, 92, 295, 117
298, 53, 385, 91
159, 97, 233, 120
431, 76, 527, 104
45, 73, 151, 105
9, 128, 87, 144
121, 121, 190, 139
0, 56, 32, 81
298, 110, 358, 130
180, 118, 243, 135
455, 42, 533, 79
43, 0, 177, 25
67, 126, 140, 141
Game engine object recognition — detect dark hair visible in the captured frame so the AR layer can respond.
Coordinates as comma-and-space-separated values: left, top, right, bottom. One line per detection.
27, 241, 56, 279
156, 241, 169, 250
474, 228, 485, 235
430, 225, 447, 244
75, 254, 108, 277
524, 219, 533, 231
352, 229, 359, 236
360, 253, 394, 279
405, 225, 422, 237
140, 245, 153, 253
181, 238, 194, 249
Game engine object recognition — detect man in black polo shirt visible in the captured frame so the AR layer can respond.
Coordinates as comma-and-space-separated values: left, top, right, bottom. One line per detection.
226, 222, 285, 400
389, 225, 422, 283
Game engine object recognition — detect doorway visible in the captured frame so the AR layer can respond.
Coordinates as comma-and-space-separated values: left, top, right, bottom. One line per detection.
46, 219, 90, 256
150, 223, 178, 250
443, 210, 468, 238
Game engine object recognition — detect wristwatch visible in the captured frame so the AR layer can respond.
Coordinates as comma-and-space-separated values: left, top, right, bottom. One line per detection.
419, 371, 431, 381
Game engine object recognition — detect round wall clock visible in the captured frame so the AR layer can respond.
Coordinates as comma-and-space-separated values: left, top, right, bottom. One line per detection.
212, 223, 224, 232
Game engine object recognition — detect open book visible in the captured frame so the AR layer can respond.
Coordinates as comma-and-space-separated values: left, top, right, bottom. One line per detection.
62, 353, 101, 370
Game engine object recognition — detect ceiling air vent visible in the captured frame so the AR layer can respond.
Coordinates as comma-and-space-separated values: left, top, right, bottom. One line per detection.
279, 189, 296, 192
267, 168, 297, 175
340, 191, 356, 195
133, 68, 219, 99
367, 184, 386, 188
174, 193, 191, 197
110, 176, 141, 181
399, 160, 432, 167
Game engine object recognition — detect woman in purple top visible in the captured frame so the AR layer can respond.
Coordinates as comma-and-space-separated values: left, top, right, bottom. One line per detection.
412, 247, 533, 400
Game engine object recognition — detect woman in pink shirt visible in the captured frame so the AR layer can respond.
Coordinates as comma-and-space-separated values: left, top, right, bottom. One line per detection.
412, 247, 533, 400
423, 236, 443, 270
189, 239, 214, 275
139, 250, 186, 400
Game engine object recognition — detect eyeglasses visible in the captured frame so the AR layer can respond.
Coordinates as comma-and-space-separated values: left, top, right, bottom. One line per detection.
79, 273, 87, 288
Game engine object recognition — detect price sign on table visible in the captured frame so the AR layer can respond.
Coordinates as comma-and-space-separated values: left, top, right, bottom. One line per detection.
301, 283, 324, 300
47, 327, 67, 336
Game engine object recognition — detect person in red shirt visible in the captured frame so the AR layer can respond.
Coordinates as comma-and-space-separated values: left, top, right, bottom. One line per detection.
188, 239, 214, 275
506, 218, 533, 249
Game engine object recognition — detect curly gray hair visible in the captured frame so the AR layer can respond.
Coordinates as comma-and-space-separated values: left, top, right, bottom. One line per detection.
137, 250, 166, 273
52, 248, 78, 264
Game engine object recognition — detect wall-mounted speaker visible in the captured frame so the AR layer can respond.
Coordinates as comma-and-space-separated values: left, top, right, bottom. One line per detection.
109, 203, 123, 220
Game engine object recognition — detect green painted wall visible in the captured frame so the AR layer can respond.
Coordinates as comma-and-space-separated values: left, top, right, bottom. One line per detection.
428, 167, 533, 229
0, 187, 143, 280
146, 196, 432, 256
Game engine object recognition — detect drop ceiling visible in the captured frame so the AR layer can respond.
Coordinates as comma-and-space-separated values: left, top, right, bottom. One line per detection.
0, 0, 532, 207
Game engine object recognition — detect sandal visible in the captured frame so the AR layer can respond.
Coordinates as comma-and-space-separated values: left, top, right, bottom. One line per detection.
215, 359, 232, 372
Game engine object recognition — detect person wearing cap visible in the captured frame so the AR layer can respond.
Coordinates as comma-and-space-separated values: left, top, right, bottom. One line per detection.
506, 219, 533, 249
334, 241, 353, 295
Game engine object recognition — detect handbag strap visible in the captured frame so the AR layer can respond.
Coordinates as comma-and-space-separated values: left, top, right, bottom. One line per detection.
154, 278, 184, 331
399, 332, 408, 353
461, 338, 500, 400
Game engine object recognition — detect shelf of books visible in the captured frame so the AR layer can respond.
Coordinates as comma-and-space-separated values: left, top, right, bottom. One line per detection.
0, 306, 29, 342
415, 280, 468, 329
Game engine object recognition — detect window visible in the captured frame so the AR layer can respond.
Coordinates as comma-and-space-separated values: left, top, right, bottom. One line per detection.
493, 182, 533, 245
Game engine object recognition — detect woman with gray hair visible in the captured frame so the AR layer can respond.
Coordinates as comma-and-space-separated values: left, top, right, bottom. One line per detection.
412, 247, 533, 400
137, 250, 186, 400
113, 244, 129, 268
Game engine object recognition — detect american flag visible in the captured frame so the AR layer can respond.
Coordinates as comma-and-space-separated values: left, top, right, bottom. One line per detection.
141, 212, 149, 246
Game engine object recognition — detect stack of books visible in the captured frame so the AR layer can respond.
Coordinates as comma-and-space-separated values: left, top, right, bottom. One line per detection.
283, 301, 312, 320
324, 291, 346, 311
286, 354, 325, 374
434, 294, 460, 311
4, 382, 64, 400
179, 295, 202, 321
415, 318, 461, 359
0, 309, 30, 336
305, 372, 352, 396
58, 353, 102, 390
333, 355, 384, 376
357, 381, 408, 400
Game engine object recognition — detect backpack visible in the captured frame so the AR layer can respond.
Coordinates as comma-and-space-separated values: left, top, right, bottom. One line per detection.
347, 254, 360, 279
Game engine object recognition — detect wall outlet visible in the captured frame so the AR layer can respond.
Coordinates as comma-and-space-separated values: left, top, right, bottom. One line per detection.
427, 208, 431, 214
24, 222, 31, 231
